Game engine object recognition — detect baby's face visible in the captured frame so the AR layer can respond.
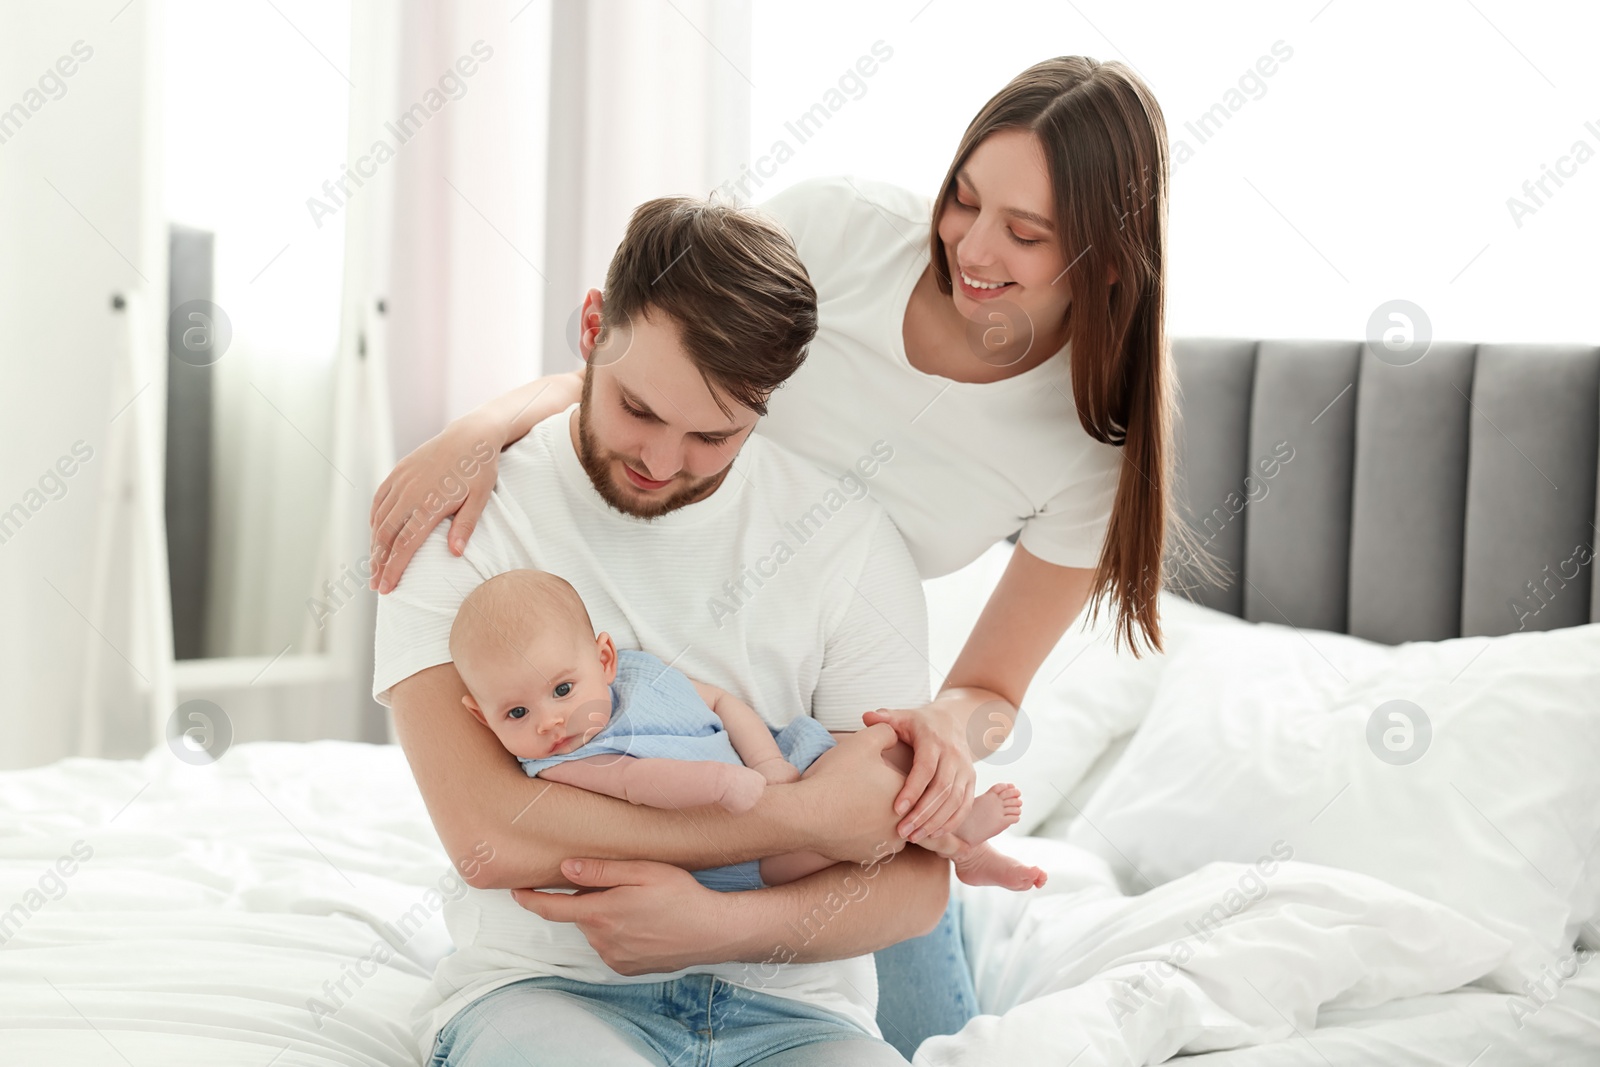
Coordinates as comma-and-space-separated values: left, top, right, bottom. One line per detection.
461, 629, 617, 761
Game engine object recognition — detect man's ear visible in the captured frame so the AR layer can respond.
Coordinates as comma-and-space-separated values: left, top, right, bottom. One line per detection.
596, 631, 618, 685
576, 288, 605, 363
461, 693, 489, 727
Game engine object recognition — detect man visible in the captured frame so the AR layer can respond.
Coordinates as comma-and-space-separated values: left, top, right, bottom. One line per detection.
375, 196, 955, 1065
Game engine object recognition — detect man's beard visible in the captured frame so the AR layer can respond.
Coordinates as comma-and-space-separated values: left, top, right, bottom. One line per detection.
574, 367, 730, 520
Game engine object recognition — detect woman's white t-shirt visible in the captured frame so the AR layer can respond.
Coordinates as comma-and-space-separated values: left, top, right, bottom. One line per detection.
755, 176, 1124, 580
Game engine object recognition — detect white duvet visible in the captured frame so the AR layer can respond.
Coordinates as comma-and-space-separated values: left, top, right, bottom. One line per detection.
920, 836, 1505, 1065
936, 835, 1600, 1066
3, 742, 1598, 1066
0, 741, 450, 1066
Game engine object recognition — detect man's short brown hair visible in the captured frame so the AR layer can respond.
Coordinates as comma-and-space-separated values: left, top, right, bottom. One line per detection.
601, 197, 817, 416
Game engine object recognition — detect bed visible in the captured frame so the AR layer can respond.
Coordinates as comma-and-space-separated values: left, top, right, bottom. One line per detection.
3, 337, 1598, 1065
0, 741, 445, 1066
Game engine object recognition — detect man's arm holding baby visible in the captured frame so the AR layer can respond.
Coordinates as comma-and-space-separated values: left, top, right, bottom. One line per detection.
514, 831, 949, 975
391, 661, 910, 886
381, 525, 908, 893
391, 663, 945, 960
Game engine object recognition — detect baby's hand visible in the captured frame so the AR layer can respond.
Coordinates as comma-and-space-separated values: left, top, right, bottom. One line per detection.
752, 756, 801, 786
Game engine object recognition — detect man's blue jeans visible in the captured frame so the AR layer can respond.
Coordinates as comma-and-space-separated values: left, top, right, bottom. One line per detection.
430, 972, 910, 1065
873, 893, 980, 1059
429, 895, 978, 1065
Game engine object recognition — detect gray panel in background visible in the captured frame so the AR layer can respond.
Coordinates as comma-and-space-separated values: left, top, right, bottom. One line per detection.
1167, 338, 1257, 616
1346, 342, 1476, 643
1460, 344, 1599, 636
1243, 340, 1361, 632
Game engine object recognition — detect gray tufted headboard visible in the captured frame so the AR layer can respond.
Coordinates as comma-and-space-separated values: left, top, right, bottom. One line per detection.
1166, 339, 1600, 642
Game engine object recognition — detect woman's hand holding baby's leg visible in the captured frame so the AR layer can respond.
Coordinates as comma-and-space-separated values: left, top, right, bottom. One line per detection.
867, 754, 1048, 892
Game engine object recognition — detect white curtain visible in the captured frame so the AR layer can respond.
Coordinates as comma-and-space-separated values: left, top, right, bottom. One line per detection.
385, 0, 753, 457
384, 0, 549, 457
539, 0, 753, 378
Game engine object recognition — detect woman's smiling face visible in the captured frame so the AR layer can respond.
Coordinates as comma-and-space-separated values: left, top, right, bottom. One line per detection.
936, 127, 1073, 352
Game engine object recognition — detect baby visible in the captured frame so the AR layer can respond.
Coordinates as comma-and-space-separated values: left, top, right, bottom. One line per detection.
450, 569, 1047, 893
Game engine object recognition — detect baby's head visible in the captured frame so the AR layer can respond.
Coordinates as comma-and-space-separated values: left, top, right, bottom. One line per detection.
450, 569, 618, 761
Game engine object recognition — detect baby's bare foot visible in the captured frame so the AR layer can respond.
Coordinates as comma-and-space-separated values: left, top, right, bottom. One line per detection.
955, 783, 1023, 844
716, 764, 766, 814
952, 841, 1047, 892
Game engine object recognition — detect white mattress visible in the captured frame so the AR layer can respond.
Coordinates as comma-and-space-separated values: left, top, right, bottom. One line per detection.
4, 741, 1597, 1065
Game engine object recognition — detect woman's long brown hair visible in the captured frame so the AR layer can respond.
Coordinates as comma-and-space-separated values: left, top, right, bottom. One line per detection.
931, 57, 1208, 657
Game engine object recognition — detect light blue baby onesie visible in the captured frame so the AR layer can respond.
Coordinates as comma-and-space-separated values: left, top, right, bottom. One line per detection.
518, 648, 837, 892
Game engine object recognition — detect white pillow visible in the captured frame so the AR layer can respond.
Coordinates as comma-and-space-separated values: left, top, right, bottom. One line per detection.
924, 544, 1246, 833
1064, 619, 1600, 991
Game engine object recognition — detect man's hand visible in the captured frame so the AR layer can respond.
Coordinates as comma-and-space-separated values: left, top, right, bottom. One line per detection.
512, 859, 728, 975
794, 721, 911, 865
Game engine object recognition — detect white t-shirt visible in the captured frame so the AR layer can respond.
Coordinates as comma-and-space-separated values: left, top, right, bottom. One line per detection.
373, 405, 930, 1053
755, 175, 1125, 580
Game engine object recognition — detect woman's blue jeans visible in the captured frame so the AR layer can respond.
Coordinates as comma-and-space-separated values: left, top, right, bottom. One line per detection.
872, 893, 979, 1059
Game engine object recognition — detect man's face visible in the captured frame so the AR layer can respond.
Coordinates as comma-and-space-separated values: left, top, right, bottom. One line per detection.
572, 295, 761, 520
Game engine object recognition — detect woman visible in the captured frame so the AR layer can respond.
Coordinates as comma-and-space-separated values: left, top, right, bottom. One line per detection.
371, 56, 1185, 1058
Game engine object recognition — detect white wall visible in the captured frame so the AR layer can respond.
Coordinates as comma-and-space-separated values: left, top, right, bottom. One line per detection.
750, 0, 1600, 345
